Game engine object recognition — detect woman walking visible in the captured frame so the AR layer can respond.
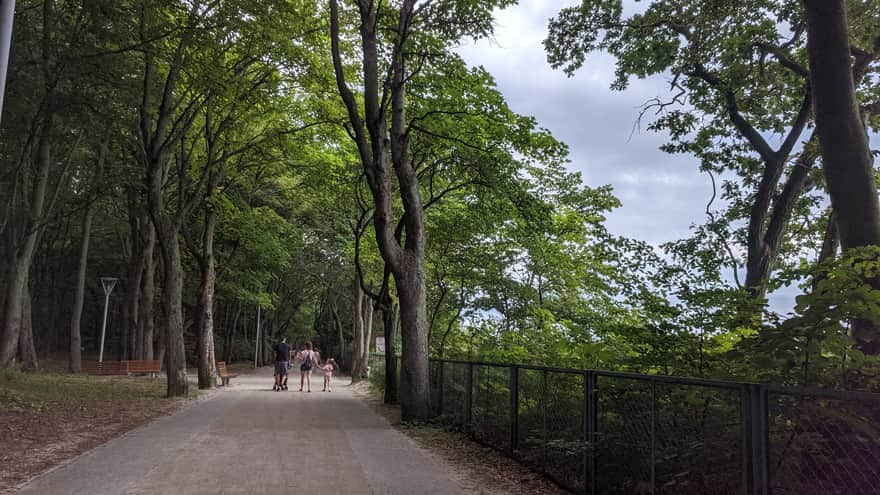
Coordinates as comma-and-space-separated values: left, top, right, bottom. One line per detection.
298, 341, 318, 392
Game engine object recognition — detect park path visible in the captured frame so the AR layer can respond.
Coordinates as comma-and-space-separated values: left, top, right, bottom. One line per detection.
16, 368, 468, 495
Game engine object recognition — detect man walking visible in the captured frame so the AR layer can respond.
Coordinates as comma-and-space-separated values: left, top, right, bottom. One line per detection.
272, 337, 291, 391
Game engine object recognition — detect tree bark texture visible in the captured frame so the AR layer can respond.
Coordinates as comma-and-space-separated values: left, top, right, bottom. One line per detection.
0, 120, 53, 366
18, 285, 37, 370
126, 203, 146, 361
806, 0, 880, 353
805, 0, 880, 250
69, 143, 107, 372
138, 222, 156, 360
197, 204, 218, 389
395, 257, 431, 419
160, 236, 188, 396
330, 0, 431, 420
351, 282, 365, 381
382, 301, 399, 405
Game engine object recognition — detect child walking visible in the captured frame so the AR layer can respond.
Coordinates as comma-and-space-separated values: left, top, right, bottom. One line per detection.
321, 358, 336, 392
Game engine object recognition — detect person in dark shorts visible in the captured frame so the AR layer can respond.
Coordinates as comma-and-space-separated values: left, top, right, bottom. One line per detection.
298, 341, 318, 392
273, 337, 291, 391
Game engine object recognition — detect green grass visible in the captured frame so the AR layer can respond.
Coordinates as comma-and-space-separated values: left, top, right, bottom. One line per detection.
0, 366, 197, 412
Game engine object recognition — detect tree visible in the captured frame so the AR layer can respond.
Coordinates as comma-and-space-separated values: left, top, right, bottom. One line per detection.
329, 0, 517, 419
804, 0, 880, 251
545, 0, 880, 308
804, 0, 880, 352
69, 143, 107, 372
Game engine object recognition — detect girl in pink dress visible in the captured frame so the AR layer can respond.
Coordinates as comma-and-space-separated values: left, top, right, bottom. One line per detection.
321, 358, 336, 392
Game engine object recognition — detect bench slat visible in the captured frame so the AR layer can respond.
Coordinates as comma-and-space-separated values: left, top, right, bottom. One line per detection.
216, 362, 238, 385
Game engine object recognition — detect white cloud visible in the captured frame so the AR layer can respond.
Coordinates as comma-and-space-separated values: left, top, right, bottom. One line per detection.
457, 0, 707, 246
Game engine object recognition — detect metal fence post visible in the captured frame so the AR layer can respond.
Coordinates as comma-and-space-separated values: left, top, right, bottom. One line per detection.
742, 384, 769, 495
510, 365, 519, 452
584, 371, 597, 495
542, 370, 549, 472
437, 360, 445, 416
650, 382, 656, 494
465, 362, 474, 425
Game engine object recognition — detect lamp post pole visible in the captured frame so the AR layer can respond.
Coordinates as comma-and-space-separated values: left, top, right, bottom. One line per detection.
0, 0, 15, 126
98, 277, 118, 363
254, 305, 261, 368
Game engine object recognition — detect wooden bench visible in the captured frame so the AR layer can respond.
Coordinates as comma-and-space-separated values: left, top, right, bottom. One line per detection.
83, 360, 161, 377
82, 361, 129, 375
217, 362, 238, 386
127, 360, 161, 377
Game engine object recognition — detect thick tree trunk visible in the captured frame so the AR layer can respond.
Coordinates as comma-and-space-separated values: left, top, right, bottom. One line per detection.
18, 285, 37, 370
805, 0, 880, 250
330, 0, 433, 419
395, 256, 431, 420
158, 234, 188, 397
806, 0, 880, 353
138, 222, 156, 360
196, 207, 218, 389
0, 130, 52, 367
1, 256, 31, 366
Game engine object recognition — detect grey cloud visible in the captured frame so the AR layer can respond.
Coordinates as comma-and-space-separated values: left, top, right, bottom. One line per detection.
458, 2, 709, 245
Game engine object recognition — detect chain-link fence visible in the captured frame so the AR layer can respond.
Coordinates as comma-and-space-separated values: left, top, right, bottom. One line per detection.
430, 359, 880, 495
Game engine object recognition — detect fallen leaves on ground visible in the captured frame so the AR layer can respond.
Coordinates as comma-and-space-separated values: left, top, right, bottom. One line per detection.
0, 367, 191, 493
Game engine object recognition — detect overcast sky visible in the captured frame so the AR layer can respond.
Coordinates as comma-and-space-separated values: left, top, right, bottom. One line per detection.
456, 0, 800, 312
457, 0, 707, 246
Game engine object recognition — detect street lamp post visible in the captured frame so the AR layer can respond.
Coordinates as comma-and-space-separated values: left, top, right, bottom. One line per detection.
98, 277, 118, 363
0, 0, 15, 126
254, 305, 261, 368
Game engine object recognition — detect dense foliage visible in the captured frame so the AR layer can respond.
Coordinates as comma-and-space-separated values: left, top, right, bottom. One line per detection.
0, 0, 878, 399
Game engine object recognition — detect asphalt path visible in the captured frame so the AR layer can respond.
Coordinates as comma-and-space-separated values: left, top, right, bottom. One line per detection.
16, 368, 467, 494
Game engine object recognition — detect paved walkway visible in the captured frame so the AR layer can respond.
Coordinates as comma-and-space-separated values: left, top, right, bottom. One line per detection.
17, 368, 467, 494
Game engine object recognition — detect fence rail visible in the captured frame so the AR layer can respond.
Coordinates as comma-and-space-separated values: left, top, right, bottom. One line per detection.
422, 359, 880, 495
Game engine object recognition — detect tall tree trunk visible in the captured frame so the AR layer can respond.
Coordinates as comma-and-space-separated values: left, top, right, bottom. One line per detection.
69, 207, 94, 372
395, 257, 431, 419
805, 0, 880, 250
330, 0, 430, 420
351, 283, 365, 381
805, 0, 880, 352
69, 144, 106, 372
196, 205, 218, 389
18, 285, 37, 370
0, 125, 53, 366
363, 298, 373, 374
382, 299, 399, 404
330, 300, 345, 369
158, 234, 187, 396
224, 302, 240, 364
138, 222, 156, 360
126, 207, 146, 361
